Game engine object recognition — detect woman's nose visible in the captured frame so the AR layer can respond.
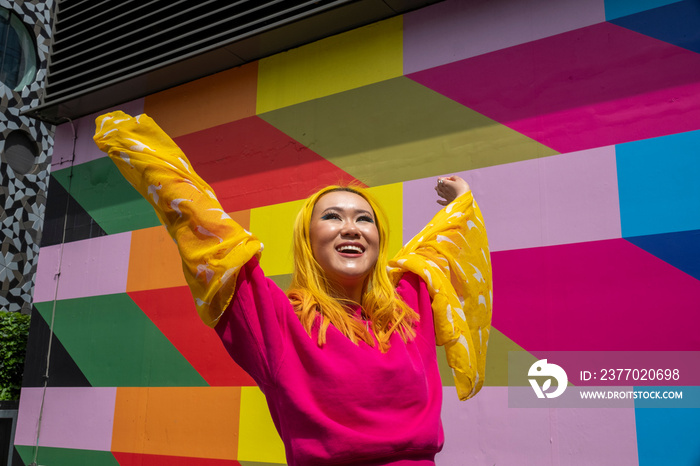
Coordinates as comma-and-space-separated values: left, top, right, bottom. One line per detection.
341, 222, 361, 238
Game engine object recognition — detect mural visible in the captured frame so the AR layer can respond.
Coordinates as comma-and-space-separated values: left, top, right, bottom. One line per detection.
15, 0, 700, 465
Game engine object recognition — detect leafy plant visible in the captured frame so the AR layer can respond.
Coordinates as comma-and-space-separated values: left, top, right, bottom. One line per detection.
0, 310, 31, 401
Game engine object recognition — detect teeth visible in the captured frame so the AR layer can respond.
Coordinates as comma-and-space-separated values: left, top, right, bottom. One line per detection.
337, 245, 363, 254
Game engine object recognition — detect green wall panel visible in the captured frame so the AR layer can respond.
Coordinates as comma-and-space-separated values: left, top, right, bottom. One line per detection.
52, 157, 161, 234
16, 445, 121, 466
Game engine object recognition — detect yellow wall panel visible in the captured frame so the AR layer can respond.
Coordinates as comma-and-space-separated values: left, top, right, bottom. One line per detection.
237, 387, 286, 463
366, 183, 403, 258
112, 387, 241, 460
249, 199, 305, 277
256, 16, 403, 113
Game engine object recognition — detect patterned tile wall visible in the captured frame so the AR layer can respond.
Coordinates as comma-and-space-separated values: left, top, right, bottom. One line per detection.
0, 0, 53, 313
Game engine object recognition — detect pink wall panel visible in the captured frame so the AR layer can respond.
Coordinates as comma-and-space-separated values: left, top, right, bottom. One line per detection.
403, 0, 605, 73
403, 147, 621, 251
33, 233, 131, 302
437, 387, 638, 465
15, 387, 117, 451
52, 99, 144, 169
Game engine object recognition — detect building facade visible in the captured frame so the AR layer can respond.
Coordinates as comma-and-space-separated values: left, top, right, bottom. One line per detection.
13, 0, 700, 465
1, 2, 53, 465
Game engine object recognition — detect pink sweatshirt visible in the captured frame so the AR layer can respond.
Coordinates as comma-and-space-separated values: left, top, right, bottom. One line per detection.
216, 258, 444, 465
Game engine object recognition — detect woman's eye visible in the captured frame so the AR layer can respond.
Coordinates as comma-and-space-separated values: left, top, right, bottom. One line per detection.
358, 215, 375, 223
321, 212, 341, 220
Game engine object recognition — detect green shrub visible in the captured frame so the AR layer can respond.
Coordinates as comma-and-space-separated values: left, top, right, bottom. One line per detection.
0, 310, 31, 401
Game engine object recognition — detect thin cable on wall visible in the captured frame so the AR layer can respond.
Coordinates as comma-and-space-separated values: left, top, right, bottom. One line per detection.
30, 116, 77, 466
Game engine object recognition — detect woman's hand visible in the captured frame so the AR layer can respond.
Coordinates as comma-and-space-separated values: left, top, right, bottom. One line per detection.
435, 175, 471, 206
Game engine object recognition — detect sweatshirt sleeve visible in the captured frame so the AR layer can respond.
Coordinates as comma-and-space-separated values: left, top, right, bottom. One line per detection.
388, 191, 492, 401
93, 111, 263, 327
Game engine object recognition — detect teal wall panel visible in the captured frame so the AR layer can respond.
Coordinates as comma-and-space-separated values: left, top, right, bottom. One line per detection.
617, 130, 700, 237
605, 0, 683, 20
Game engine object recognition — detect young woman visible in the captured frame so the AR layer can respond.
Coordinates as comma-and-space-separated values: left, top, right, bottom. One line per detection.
94, 111, 492, 466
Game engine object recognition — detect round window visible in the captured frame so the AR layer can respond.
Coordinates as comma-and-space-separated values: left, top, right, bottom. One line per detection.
3, 130, 39, 175
0, 7, 37, 91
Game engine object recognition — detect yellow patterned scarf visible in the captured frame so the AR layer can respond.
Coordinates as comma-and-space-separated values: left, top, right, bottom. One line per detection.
389, 193, 492, 400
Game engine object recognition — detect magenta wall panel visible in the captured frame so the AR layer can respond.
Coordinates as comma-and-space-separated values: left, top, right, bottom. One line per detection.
409, 22, 700, 153
403, 147, 621, 251
15, 387, 117, 451
33, 233, 131, 302
491, 239, 700, 352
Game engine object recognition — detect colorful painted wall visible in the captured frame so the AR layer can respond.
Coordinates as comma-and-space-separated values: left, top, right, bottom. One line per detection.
15, 0, 700, 464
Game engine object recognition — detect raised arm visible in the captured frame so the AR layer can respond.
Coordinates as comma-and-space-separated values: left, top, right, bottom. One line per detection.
435, 175, 471, 206
389, 176, 492, 400
93, 111, 262, 327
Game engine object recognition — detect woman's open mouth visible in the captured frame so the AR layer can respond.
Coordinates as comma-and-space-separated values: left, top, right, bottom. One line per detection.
336, 243, 365, 256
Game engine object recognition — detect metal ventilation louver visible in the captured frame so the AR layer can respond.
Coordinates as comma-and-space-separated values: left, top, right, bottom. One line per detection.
27, 0, 444, 123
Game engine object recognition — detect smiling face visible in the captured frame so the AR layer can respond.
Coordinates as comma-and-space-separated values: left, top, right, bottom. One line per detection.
309, 190, 380, 300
